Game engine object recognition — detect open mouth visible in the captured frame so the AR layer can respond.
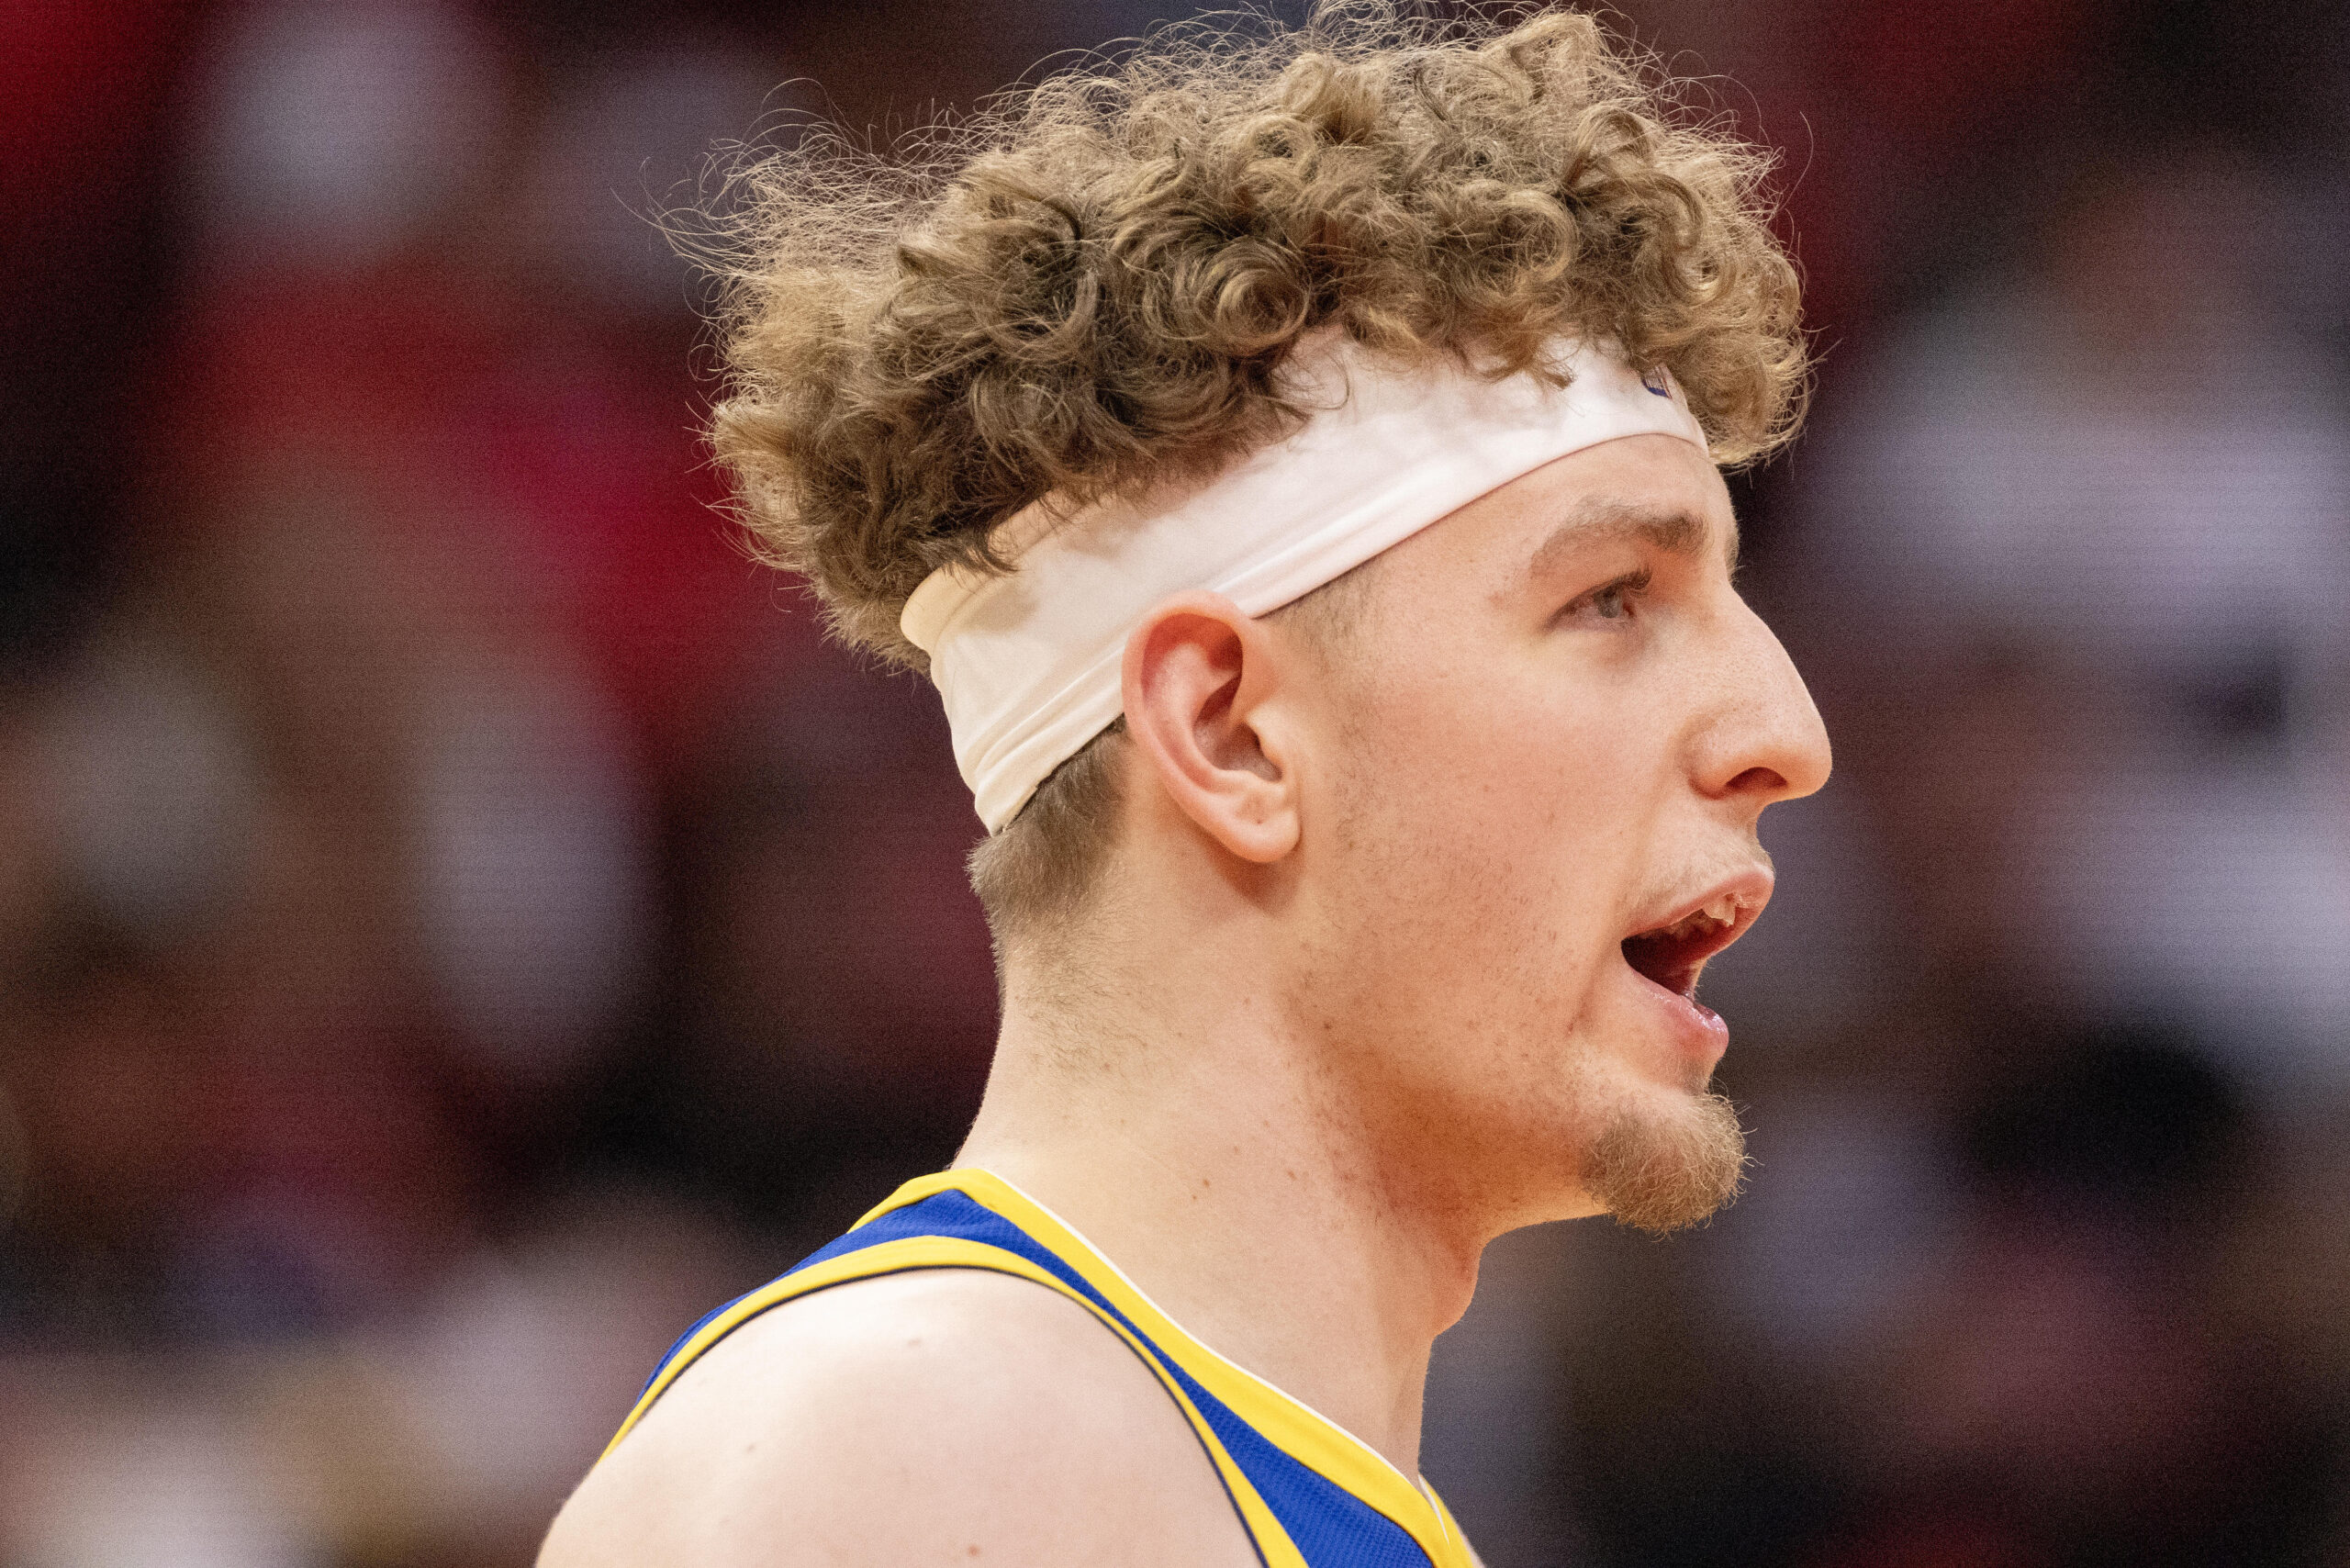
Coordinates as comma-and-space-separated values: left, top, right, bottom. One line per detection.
1621, 894, 1750, 999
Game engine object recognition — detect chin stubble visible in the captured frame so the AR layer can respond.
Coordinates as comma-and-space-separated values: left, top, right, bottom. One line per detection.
1584, 1089, 1750, 1234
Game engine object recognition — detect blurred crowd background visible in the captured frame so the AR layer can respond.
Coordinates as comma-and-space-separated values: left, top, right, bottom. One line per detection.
3, 0, 2347, 1563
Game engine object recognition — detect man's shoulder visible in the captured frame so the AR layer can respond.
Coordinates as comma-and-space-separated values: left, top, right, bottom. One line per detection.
540, 1268, 1256, 1568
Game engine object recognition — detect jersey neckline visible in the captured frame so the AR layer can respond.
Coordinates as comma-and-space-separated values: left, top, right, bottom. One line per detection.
858, 1167, 1464, 1564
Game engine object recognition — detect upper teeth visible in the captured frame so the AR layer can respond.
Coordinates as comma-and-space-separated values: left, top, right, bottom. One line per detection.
1665, 896, 1740, 937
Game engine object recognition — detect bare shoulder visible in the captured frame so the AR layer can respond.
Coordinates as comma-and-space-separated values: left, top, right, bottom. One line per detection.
540, 1268, 1257, 1568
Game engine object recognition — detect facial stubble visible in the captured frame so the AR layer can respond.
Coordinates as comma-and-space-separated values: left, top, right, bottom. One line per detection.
1583, 1084, 1749, 1234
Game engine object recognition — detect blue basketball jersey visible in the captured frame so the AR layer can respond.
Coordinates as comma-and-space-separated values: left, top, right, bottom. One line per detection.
604, 1169, 1477, 1568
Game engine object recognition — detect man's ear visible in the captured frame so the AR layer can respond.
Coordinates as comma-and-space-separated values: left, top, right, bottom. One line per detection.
1120, 591, 1301, 864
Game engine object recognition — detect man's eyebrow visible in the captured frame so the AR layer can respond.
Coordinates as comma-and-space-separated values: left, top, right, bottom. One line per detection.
1522, 496, 1740, 582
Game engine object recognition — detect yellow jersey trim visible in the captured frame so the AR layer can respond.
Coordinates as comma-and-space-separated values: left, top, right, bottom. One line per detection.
597, 1230, 1307, 1567
859, 1170, 1471, 1568
604, 1168, 1477, 1568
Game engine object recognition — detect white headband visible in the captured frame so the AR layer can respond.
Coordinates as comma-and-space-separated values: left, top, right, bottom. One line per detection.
901, 332, 1710, 832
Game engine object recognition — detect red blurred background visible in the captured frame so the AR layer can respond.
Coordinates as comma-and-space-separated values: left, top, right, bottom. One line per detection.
1, 2, 2345, 1564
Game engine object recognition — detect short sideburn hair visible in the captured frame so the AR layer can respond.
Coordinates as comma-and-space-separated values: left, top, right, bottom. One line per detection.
967, 721, 1128, 950
696, 5, 1807, 944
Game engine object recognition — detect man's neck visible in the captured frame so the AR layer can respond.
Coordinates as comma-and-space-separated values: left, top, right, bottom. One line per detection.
955, 925, 1492, 1478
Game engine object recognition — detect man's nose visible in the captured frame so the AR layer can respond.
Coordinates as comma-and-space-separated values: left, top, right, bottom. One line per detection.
1697, 599, 1832, 809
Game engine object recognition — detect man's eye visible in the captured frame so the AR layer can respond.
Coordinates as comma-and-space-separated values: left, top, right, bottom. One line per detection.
1565, 571, 1648, 623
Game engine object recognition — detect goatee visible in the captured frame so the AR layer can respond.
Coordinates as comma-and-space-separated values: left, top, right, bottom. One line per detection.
1584, 1089, 1749, 1234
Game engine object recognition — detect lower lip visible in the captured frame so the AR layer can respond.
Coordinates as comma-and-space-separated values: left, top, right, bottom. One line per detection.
1628, 967, 1730, 1065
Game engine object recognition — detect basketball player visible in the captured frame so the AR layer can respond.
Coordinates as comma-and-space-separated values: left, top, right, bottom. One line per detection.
543, 9, 1829, 1565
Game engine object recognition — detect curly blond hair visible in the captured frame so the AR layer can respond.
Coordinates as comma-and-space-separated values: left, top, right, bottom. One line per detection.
699, 5, 1806, 939
705, 4, 1806, 669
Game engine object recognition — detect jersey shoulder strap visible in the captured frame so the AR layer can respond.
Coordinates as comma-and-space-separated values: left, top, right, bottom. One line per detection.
601, 1170, 1476, 1568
